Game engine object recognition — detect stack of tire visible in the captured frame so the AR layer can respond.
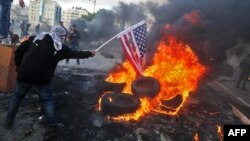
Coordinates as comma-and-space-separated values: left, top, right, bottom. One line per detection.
100, 77, 161, 116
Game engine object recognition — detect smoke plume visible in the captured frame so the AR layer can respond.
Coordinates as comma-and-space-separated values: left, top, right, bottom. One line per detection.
72, 0, 250, 70
148, 0, 250, 67
71, 2, 146, 49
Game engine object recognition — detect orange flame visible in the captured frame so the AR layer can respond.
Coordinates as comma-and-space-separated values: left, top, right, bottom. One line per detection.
194, 133, 199, 141
109, 97, 151, 121
106, 61, 136, 93
102, 37, 206, 121
108, 97, 113, 102
217, 124, 223, 141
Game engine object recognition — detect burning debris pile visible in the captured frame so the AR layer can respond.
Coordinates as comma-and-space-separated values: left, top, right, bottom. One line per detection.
44, 69, 241, 141
0, 54, 241, 141
99, 37, 206, 121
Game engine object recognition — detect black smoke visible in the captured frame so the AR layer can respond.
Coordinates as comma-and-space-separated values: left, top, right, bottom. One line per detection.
72, 0, 250, 69
71, 2, 146, 48
148, 0, 250, 67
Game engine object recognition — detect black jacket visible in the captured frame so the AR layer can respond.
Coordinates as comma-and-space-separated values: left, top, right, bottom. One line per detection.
15, 35, 93, 84
68, 30, 80, 46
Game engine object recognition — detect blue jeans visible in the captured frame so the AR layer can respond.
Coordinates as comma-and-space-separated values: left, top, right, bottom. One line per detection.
0, 0, 11, 38
6, 81, 59, 126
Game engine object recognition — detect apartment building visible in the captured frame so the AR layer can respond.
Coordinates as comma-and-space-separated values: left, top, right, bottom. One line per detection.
61, 7, 89, 28
11, 5, 29, 23
29, 0, 61, 26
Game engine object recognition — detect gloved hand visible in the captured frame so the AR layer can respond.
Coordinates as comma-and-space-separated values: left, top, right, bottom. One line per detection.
91, 51, 96, 57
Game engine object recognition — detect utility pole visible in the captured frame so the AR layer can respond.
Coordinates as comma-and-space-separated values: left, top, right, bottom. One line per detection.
89, 0, 96, 13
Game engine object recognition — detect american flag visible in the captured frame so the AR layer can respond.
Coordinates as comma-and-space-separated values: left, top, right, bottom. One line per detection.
117, 21, 147, 75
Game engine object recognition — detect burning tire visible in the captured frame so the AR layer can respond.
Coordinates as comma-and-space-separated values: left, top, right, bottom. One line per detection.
98, 81, 126, 92
101, 93, 140, 116
160, 94, 183, 109
132, 77, 160, 98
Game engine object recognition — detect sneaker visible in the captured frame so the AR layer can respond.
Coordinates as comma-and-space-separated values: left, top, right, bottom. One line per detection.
1, 38, 11, 45
38, 116, 46, 124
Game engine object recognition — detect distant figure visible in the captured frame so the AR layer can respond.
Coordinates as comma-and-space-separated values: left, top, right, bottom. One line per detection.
8, 20, 15, 41
20, 21, 30, 38
59, 21, 68, 43
11, 19, 15, 25
9, 20, 14, 33
20, 21, 24, 37
10, 34, 19, 46
35, 23, 40, 35
66, 25, 81, 64
236, 54, 250, 91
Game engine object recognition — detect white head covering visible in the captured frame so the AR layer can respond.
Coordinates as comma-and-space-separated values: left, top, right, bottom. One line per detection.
33, 26, 67, 54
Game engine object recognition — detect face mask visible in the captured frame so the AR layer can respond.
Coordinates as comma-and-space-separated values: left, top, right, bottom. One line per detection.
59, 35, 65, 42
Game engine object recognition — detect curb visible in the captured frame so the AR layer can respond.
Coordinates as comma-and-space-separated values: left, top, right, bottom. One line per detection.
230, 104, 250, 125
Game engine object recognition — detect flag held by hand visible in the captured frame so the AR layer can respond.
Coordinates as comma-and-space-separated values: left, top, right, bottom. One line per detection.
117, 21, 147, 76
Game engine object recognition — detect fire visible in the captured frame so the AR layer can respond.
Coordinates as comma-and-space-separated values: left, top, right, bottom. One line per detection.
217, 124, 223, 141
106, 61, 136, 93
108, 97, 112, 102
194, 133, 199, 141
109, 98, 151, 121
102, 37, 206, 121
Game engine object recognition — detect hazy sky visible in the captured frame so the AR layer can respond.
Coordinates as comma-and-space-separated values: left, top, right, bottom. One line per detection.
14, 0, 164, 11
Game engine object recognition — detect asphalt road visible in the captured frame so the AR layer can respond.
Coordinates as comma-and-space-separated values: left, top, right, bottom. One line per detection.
208, 76, 250, 124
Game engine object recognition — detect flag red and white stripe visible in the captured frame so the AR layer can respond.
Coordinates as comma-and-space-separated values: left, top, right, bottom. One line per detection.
117, 21, 147, 76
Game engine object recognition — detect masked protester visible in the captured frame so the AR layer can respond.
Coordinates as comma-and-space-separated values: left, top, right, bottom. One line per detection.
236, 54, 250, 91
66, 25, 81, 64
5, 26, 96, 129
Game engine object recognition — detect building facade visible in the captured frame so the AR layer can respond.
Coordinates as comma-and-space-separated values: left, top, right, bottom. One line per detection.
29, 0, 61, 26
61, 7, 89, 28
11, 5, 29, 23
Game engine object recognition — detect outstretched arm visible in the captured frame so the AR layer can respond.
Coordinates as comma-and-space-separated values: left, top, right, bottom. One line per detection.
56, 45, 96, 60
